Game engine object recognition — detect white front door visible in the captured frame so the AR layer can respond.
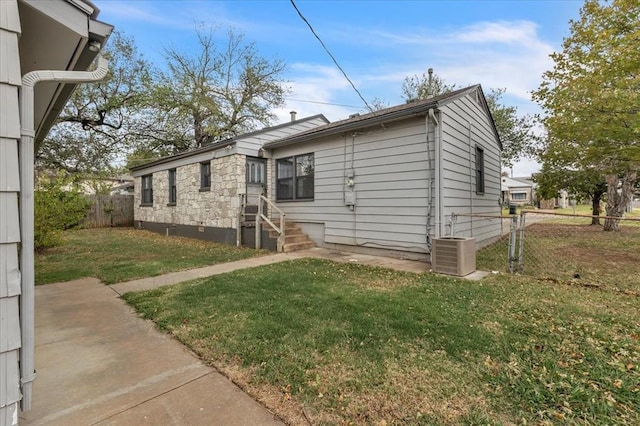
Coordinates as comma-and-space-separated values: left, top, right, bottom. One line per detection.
246, 157, 266, 205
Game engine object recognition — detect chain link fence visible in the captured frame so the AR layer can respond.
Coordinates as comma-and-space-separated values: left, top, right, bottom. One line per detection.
452, 211, 640, 292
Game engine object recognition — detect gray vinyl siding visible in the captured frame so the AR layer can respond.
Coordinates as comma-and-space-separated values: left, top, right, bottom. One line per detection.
236, 116, 329, 155
0, 0, 22, 420
440, 93, 502, 243
270, 118, 433, 254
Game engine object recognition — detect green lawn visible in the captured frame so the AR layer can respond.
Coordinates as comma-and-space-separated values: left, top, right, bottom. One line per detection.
35, 228, 266, 285
124, 259, 640, 425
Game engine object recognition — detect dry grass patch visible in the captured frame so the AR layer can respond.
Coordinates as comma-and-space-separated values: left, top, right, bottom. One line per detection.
478, 220, 640, 292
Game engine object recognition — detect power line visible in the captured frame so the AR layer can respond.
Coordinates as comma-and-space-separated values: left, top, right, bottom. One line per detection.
285, 97, 363, 109
289, 0, 373, 112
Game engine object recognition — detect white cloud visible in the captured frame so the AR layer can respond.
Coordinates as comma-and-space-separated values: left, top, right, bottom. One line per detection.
511, 158, 541, 178
98, 1, 251, 32
319, 20, 555, 110
98, 2, 190, 28
454, 20, 544, 45
273, 64, 364, 124
274, 17, 555, 124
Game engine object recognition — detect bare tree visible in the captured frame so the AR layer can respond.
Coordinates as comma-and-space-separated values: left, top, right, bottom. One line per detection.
153, 27, 289, 150
37, 31, 153, 173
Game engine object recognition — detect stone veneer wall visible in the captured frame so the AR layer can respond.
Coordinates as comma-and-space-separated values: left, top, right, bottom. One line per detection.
134, 154, 246, 229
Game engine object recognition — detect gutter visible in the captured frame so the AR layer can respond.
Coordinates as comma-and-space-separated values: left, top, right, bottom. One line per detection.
19, 56, 109, 411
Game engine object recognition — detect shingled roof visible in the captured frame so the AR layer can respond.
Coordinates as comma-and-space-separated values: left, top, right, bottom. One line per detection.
263, 85, 500, 150
130, 113, 328, 171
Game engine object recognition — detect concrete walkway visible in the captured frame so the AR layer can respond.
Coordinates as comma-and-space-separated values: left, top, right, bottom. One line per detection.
111, 247, 431, 295
21, 248, 432, 425
20, 278, 284, 426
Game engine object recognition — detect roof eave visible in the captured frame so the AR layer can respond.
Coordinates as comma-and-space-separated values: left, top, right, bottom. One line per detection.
263, 85, 485, 151
128, 140, 237, 172
263, 103, 436, 150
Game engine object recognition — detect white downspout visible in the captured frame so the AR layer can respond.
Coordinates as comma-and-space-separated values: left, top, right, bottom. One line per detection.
424, 114, 432, 251
429, 108, 441, 238
19, 56, 109, 411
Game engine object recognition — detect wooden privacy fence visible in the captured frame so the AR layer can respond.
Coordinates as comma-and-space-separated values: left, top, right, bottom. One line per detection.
83, 194, 134, 228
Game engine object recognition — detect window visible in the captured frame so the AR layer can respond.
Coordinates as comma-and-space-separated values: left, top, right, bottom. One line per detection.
511, 192, 527, 201
475, 146, 485, 194
200, 162, 211, 190
296, 154, 314, 199
276, 153, 314, 201
141, 174, 153, 205
246, 160, 265, 184
168, 169, 177, 205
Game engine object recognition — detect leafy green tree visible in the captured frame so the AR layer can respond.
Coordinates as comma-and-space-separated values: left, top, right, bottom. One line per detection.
151, 27, 289, 151
485, 88, 539, 168
37, 31, 154, 173
534, 163, 606, 224
35, 174, 88, 249
531, 0, 639, 231
401, 70, 538, 168
402, 68, 458, 101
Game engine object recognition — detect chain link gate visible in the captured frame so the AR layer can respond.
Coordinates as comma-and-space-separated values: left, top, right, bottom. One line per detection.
449, 211, 525, 274
451, 210, 640, 291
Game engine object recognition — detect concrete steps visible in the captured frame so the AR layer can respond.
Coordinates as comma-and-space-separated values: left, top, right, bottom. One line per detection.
243, 205, 314, 252
268, 220, 315, 252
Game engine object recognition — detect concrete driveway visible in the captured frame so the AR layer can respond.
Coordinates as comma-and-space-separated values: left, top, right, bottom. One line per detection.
20, 278, 283, 426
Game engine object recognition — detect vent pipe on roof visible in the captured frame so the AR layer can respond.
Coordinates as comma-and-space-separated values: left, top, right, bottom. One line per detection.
427, 68, 434, 99
290, 111, 297, 122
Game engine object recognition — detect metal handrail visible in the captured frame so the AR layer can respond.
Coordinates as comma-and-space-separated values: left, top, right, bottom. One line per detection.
256, 194, 286, 251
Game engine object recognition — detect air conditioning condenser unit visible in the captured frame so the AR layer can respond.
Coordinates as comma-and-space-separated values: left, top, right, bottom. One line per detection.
431, 237, 476, 276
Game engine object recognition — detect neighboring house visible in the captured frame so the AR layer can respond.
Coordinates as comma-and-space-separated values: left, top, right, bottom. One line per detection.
501, 176, 536, 206
38, 171, 134, 194
260, 85, 503, 260
130, 114, 329, 248
109, 180, 134, 196
0, 0, 112, 421
539, 189, 569, 210
75, 174, 134, 195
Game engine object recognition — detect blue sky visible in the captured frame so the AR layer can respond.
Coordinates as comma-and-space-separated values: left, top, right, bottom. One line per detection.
97, 0, 584, 175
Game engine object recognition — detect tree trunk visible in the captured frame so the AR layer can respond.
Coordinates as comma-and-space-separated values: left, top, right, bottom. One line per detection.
591, 192, 602, 225
603, 172, 637, 231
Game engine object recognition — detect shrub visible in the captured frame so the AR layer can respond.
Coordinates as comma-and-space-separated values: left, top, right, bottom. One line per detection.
34, 174, 88, 249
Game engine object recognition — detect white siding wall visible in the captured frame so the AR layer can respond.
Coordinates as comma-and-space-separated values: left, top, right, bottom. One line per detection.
268, 118, 434, 255
440, 92, 502, 244
0, 0, 22, 422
